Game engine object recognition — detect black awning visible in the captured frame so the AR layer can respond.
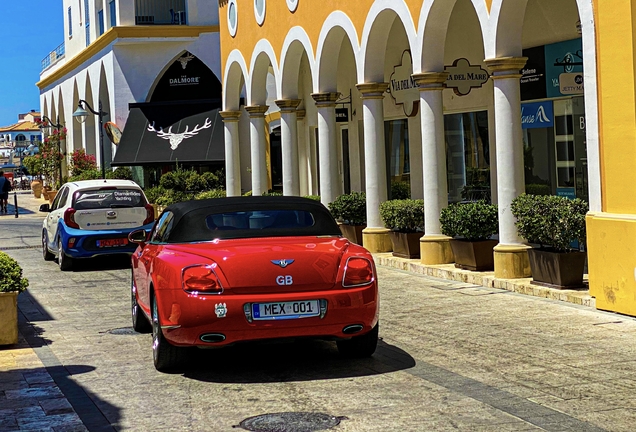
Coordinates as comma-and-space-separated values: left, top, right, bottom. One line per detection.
112, 101, 224, 166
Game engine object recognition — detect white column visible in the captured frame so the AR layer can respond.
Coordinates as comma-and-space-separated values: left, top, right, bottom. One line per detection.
245, 105, 269, 196
296, 109, 309, 196
485, 57, 531, 279
311, 93, 340, 205
408, 113, 423, 200
413, 73, 449, 238
356, 83, 389, 230
220, 110, 242, 196
485, 58, 527, 247
275, 99, 301, 196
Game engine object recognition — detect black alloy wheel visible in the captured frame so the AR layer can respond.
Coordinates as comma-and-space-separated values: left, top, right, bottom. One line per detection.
151, 294, 185, 372
42, 231, 55, 261
57, 238, 73, 271
131, 273, 152, 333
336, 322, 379, 358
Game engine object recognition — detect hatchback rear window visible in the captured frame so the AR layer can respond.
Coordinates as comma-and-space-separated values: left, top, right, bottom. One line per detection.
205, 210, 315, 232
73, 189, 146, 210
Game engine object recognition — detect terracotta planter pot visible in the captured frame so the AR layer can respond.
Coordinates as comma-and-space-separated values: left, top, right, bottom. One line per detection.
0, 292, 19, 345
152, 204, 166, 219
389, 232, 421, 259
47, 190, 58, 205
450, 239, 498, 271
527, 248, 586, 289
339, 224, 365, 245
31, 180, 43, 198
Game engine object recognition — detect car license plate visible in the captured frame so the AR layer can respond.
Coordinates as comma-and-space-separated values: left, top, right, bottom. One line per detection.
97, 238, 128, 248
252, 300, 320, 320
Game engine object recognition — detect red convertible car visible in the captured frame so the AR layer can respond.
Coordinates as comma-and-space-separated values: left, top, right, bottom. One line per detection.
129, 197, 379, 371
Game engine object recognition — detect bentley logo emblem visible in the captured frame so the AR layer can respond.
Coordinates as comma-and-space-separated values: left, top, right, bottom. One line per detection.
215, 303, 227, 318
272, 259, 295, 268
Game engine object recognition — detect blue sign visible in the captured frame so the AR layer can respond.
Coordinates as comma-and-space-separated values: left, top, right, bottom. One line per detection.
521, 101, 554, 129
556, 187, 576, 200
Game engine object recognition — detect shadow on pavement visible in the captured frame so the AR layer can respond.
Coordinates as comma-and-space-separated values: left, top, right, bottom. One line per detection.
3, 201, 36, 216
67, 254, 131, 272
182, 338, 416, 383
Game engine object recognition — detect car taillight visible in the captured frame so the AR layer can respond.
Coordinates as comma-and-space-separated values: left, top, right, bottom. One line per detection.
64, 208, 79, 229
182, 264, 223, 294
343, 257, 374, 287
143, 204, 155, 225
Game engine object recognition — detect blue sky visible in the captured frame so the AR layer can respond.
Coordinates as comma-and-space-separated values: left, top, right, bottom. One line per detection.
0, 1, 63, 127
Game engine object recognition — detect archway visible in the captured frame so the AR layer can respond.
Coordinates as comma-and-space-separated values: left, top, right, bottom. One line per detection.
98, 65, 113, 171
84, 75, 97, 158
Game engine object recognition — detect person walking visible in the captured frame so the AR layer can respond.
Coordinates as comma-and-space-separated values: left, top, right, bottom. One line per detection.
0, 170, 11, 213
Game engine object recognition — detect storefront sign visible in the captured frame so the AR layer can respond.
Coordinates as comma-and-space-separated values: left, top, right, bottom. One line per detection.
559, 73, 584, 95
444, 58, 489, 96
521, 45, 547, 101
150, 51, 222, 103
545, 38, 583, 98
388, 50, 419, 117
335, 108, 349, 123
521, 101, 554, 129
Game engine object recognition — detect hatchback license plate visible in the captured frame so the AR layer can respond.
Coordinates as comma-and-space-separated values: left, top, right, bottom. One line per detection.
97, 238, 128, 248
252, 300, 320, 320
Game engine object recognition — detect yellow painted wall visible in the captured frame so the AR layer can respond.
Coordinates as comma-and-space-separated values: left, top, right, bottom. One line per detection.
219, 0, 491, 79
587, 0, 636, 316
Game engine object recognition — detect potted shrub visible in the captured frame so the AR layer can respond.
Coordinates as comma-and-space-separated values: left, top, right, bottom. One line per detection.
0, 252, 29, 345
328, 192, 366, 245
511, 194, 588, 288
440, 201, 499, 271
380, 199, 424, 258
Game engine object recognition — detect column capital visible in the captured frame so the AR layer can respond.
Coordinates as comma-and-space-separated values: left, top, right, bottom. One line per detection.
311, 92, 339, 107
244, 105, 269, 118
412, 72, 448, 91
275, 99, 301, 113
296, 109, 306, 120
219, 110, 242, 122
484, 57, 528, 79
356, 82, 389, 99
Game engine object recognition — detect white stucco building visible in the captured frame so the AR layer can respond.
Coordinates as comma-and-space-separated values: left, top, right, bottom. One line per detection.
38, 0, 223, 184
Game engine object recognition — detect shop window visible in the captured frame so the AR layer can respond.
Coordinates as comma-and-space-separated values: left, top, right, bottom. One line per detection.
384, 120, 410, 199
443, 111, 490, 203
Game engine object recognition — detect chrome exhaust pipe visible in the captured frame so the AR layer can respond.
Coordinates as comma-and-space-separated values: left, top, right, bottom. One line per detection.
200, 333, 226, 343
342, 324, 364, 335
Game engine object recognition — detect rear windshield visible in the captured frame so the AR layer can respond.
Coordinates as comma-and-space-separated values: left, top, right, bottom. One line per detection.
73, 189, 146, 210
206, 210, 315, 231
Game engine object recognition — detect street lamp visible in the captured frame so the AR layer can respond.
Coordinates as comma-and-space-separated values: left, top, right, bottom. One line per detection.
73, 100, 107, 179
38, 115, 64, 185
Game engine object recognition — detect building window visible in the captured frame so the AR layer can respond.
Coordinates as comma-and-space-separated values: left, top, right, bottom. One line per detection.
84, 0, 90, 46
384, 120, 411, 199
444, 111, 491, 203
228, 0, 238, 37
287, 0, 298, 12
109, 1, 116, 27
254, 0, 266, 25
68, 7, 73, 37
98, 10, 104, 35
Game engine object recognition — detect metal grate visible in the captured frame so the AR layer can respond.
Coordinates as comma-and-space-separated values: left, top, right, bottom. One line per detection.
235, 412, 346, 432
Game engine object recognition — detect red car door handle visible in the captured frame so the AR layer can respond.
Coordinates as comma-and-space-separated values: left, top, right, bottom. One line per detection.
140, 257, 150, 265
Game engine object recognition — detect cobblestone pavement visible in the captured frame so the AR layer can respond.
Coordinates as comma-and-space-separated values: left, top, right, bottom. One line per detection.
2, 219, 636, 431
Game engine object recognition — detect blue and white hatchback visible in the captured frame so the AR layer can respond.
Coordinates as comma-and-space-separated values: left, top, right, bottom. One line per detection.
40, 179, 155, 271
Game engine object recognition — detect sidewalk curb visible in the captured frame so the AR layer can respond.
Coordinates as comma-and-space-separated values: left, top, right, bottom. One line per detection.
374, 253, 595, 308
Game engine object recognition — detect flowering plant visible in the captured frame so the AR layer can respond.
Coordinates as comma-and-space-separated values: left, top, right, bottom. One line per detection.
40, 127, 66, 188
70, 149, 97, 176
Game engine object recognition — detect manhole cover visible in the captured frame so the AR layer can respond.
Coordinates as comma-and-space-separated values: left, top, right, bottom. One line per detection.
236, 412, 346, 432
106, 327, 138, 336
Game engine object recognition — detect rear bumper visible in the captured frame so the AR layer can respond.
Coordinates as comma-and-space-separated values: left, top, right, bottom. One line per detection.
154, 284, 379, 347
60, 223, 154, 259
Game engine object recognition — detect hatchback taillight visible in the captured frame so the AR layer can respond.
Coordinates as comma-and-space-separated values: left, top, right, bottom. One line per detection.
143, 204, 155, 225
64, 208, 80, 229
343, 257, 374, 287
182, 264, 223, 294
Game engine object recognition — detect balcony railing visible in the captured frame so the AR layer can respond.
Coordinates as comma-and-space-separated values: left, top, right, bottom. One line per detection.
41, 43, 65, 71
135, 0, 187, 25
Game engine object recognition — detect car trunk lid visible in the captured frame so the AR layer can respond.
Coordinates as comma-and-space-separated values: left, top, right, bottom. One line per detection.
72, 187, 148, 231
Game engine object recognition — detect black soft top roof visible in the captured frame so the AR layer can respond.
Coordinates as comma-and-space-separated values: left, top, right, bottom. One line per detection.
162, 196, 342, 242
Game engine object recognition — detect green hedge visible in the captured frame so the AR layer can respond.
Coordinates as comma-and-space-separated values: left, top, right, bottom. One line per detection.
440, 201, 498, 241
195, 189, 227, 200
0, 252, 28, 293
390, 181, 411, 200
303, 195, 321, 202
525, 184, 551, 196
328, 192, 366, 225
68, 169, 101, 182
380, 199, 424, 233
511, 194, 588, 252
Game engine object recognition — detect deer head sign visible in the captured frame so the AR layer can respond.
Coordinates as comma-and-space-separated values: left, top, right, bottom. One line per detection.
147, 118, 212, 150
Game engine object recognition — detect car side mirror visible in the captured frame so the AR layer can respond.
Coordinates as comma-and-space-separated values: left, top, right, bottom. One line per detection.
39, 204, 50, 212
128, 229, 148, 245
